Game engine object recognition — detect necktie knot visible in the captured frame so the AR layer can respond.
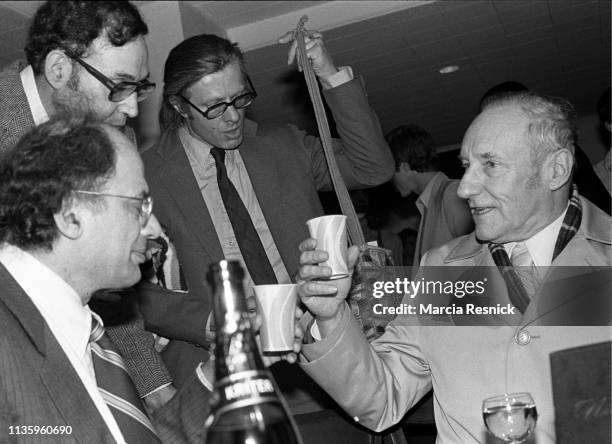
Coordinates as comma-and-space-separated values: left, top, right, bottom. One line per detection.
210, 147, 226, 165
511, 242, 533, 268
89, 312, 105, 343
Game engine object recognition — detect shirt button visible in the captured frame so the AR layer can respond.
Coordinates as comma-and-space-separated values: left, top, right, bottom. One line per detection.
515, 329, 531, 346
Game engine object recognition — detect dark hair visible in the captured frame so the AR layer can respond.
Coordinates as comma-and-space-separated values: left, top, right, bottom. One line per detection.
596, 87, 611, 126
479, 81, 528, 111
0, 116, 117, 251
385, 124, 437, 172
159, 34, 246, 131
26, 1, 148, 74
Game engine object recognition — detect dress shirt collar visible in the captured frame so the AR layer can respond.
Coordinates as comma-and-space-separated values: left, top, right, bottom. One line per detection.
416, 171, 445, 213
178, 125, 238, 168
0, 243, 91, 359
504, 203, 569, 267
20, 65, 50, 126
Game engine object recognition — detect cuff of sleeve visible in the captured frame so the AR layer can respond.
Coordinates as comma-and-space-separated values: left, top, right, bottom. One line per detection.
196, 362, 214, 392
301, 303, 350, 362
320, 66, 353, 90
142, 382, 173, 399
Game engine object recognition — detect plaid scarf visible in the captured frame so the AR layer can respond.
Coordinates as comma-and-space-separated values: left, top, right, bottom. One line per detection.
488, 184, 582, 313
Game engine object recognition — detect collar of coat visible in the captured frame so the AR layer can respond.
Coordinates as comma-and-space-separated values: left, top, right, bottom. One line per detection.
442, 196, 611, 266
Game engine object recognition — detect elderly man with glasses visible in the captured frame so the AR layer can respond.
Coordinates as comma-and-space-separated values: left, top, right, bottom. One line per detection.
0, 0, 185, 415
140, 33, 394, 442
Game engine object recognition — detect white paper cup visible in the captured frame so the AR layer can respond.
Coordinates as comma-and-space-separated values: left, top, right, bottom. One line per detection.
253, 284, 298, 352
306, 215, 349, 279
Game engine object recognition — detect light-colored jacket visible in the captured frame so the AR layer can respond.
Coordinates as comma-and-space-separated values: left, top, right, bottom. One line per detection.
301, 197, 611, 443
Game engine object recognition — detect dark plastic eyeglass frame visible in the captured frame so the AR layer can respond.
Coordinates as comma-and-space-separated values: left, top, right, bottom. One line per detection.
74, 190, 153, 227
68, 55, 156, 103
178, 76, 257, 120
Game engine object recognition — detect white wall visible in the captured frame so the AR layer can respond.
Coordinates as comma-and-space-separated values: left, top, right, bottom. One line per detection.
135, 1, 227, 150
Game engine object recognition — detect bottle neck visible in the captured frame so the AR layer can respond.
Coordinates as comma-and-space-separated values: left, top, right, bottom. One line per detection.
214, 314, 266, 380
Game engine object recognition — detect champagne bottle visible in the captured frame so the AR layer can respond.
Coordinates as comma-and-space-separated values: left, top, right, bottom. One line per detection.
205, 260, 302, 444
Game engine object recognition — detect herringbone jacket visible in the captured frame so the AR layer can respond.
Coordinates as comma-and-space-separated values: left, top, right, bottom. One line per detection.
0, 59, 174, 400
0, 60, 35, 153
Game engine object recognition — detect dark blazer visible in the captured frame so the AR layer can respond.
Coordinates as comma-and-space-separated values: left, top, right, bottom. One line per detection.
0, 264, 211, 444
0, 60, 175, 398
141, 77, 394, 387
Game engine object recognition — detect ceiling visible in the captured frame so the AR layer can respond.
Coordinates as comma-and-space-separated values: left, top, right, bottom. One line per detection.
0, 0, 610, 150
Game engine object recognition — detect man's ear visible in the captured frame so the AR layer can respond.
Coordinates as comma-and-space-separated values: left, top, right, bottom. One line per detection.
53, 198, 84, 240
44, 50, 75, 90
548, 148, 574, 191
169, 96, 190, 119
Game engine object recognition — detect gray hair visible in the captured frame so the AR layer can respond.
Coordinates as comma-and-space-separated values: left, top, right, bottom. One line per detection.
482, 92, 577, 164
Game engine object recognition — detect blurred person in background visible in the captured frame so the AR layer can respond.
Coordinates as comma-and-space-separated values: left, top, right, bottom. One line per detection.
386, 124, 473, 266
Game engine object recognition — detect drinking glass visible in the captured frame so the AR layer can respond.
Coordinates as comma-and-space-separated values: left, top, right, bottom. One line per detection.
482, 392, 538, 443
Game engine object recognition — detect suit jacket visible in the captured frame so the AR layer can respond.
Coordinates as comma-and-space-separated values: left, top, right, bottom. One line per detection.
414, 172, 474, 265
0, 264, 211, 444
300, 198, 611, 443
0, 60, 175, 398
141, 77, 394, 391
0, 61, 35, 153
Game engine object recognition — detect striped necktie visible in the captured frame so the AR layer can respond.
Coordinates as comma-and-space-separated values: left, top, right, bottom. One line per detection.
89, 313, 160, 443
511, 242, 540, 300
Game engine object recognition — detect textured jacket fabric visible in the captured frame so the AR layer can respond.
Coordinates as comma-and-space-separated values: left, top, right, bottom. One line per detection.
0, 61, 35, 153
0, 60, 173, 397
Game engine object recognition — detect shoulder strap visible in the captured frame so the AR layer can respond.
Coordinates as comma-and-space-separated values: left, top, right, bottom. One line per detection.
294, 16, 365, 246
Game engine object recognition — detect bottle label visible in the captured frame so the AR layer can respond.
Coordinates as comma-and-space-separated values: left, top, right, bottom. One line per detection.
213, 370, 279, 409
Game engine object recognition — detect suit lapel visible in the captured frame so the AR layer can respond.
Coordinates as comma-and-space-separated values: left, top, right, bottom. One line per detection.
40, 343, 115, 443
155, 130, 223, 260
0, 265, 113, 443
0, 264, 47, 354
239, 126, 283, 238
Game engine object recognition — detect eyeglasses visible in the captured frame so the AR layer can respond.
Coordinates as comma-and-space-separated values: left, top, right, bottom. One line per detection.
178, 77, 257, 120
75, 190, 153, 227
69, 55, 156, 103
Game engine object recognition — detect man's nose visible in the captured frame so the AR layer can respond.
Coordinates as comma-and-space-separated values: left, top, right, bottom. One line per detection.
118, 92, 139, 118
457, 168, 481, 200
142, 213, 162, 238
222, 104, 241, 123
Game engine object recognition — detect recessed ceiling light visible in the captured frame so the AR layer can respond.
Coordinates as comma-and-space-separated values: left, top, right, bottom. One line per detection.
439, 65, 460, 74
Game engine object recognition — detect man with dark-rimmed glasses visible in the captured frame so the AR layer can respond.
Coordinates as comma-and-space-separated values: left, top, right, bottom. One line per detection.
0, 1, 155, 152
0, 0, 184, 418
141, 32, 394, 443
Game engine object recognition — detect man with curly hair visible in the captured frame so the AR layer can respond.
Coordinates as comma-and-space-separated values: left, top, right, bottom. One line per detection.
0, 117, 212, 443
0, 0, 179, 414
0, 0, 154, 150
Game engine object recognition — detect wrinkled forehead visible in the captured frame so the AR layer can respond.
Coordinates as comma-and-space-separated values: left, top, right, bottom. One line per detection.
461, 104, 531, 158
